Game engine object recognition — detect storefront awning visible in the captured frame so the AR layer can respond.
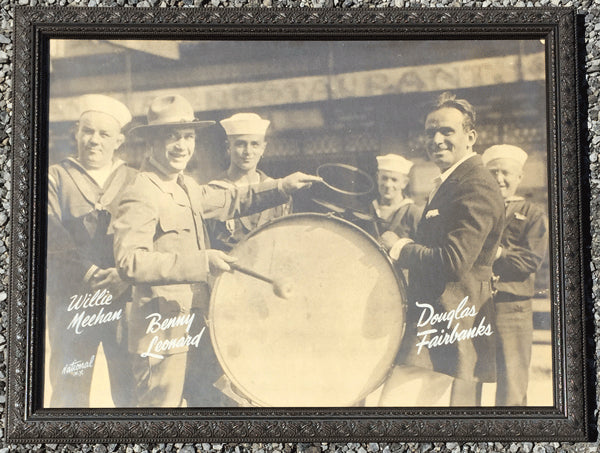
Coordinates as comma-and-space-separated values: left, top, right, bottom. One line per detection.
49, 52, 544, 122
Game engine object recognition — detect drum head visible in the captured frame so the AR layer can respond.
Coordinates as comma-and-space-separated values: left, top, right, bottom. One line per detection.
209, 213, 406, 406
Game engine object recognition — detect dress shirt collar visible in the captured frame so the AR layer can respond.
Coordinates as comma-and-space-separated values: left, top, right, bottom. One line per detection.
432, 152, 477, 188
427, 152, 476, 205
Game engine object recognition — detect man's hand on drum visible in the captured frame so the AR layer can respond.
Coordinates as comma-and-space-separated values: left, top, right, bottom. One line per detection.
380, 231, 414, 261
281, 172, 323, 194
380, 231, 401, 252
207, 250, 238, 274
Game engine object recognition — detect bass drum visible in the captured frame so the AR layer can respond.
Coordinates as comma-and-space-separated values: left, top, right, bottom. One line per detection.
209, 213, 406, 407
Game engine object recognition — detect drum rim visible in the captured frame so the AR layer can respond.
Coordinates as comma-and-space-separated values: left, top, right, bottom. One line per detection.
316, 163, 375, 196
208, 212, 407, 407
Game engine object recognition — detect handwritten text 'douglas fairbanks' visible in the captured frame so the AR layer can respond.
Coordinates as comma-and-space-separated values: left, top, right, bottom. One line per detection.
414, 296, 493, 354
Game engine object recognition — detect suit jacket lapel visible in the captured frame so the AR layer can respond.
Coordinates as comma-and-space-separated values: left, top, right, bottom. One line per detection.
426, 155, 482, 208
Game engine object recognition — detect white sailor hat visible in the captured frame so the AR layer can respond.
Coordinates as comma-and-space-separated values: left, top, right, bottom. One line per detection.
78, 94, 132, 130
376, 154, 414, 175
482, 144, 528, 168
220, 113, 270, 136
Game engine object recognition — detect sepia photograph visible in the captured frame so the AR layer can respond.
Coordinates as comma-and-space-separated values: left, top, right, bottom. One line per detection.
44, 38, 553, 409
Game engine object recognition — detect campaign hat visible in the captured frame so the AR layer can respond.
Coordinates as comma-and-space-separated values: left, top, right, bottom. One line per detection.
129, 94, 215, 134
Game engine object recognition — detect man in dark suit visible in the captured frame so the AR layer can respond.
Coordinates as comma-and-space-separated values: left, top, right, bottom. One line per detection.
380, 92, 505, 406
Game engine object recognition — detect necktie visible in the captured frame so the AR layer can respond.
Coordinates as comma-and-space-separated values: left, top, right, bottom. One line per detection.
426, 176, 442, 207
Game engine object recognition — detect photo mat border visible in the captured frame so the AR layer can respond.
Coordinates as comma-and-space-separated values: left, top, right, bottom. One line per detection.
7, 6, 594, 443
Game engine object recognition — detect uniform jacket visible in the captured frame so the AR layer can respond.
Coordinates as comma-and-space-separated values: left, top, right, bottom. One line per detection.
493, 197, 548, 300
206, 170, 290, 252
112, 159, 290, 356
397, 155, 505, 382
370, 198, 423, 241
47, 158, 138, 300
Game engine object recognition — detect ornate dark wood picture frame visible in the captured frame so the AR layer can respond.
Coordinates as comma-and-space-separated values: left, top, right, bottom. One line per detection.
7, 6, 594, 443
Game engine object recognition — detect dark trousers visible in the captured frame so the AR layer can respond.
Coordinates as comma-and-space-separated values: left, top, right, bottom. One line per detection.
47, 296, 135, 407
495, 299, 533, 406
132, 353, 187, 407
182, 310, 234, 407
131, 334, 231, 408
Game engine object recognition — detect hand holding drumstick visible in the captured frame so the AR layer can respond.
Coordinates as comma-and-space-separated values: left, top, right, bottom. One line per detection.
280, 172, 323, 194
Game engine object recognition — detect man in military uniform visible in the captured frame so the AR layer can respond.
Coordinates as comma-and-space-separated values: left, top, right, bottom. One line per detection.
207, 113, 290, 252
370, 153, 422, 241
380, 92, 505, 406
482, 144, 548, 406
46, 94, 136, 407
112, 95, 321, 407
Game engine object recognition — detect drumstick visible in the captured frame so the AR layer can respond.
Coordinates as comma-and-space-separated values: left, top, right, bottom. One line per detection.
229, 263, 293, 299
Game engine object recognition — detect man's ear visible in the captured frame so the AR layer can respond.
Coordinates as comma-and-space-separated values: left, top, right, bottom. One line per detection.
468, 129, 478, 148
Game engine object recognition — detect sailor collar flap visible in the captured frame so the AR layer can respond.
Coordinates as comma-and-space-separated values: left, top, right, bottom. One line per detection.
62, 158, 129, 211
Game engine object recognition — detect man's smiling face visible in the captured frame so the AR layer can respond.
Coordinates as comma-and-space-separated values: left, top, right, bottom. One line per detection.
151, 127, 197, 174
75, 111, 124, 170
424, 107, 477, 172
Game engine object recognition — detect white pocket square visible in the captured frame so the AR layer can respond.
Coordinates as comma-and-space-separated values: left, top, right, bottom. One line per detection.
425, 209, 440, 219
514, 212, 527, 220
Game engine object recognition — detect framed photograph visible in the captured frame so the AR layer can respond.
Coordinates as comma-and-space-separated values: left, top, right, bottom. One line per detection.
7, 6, 594, 443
